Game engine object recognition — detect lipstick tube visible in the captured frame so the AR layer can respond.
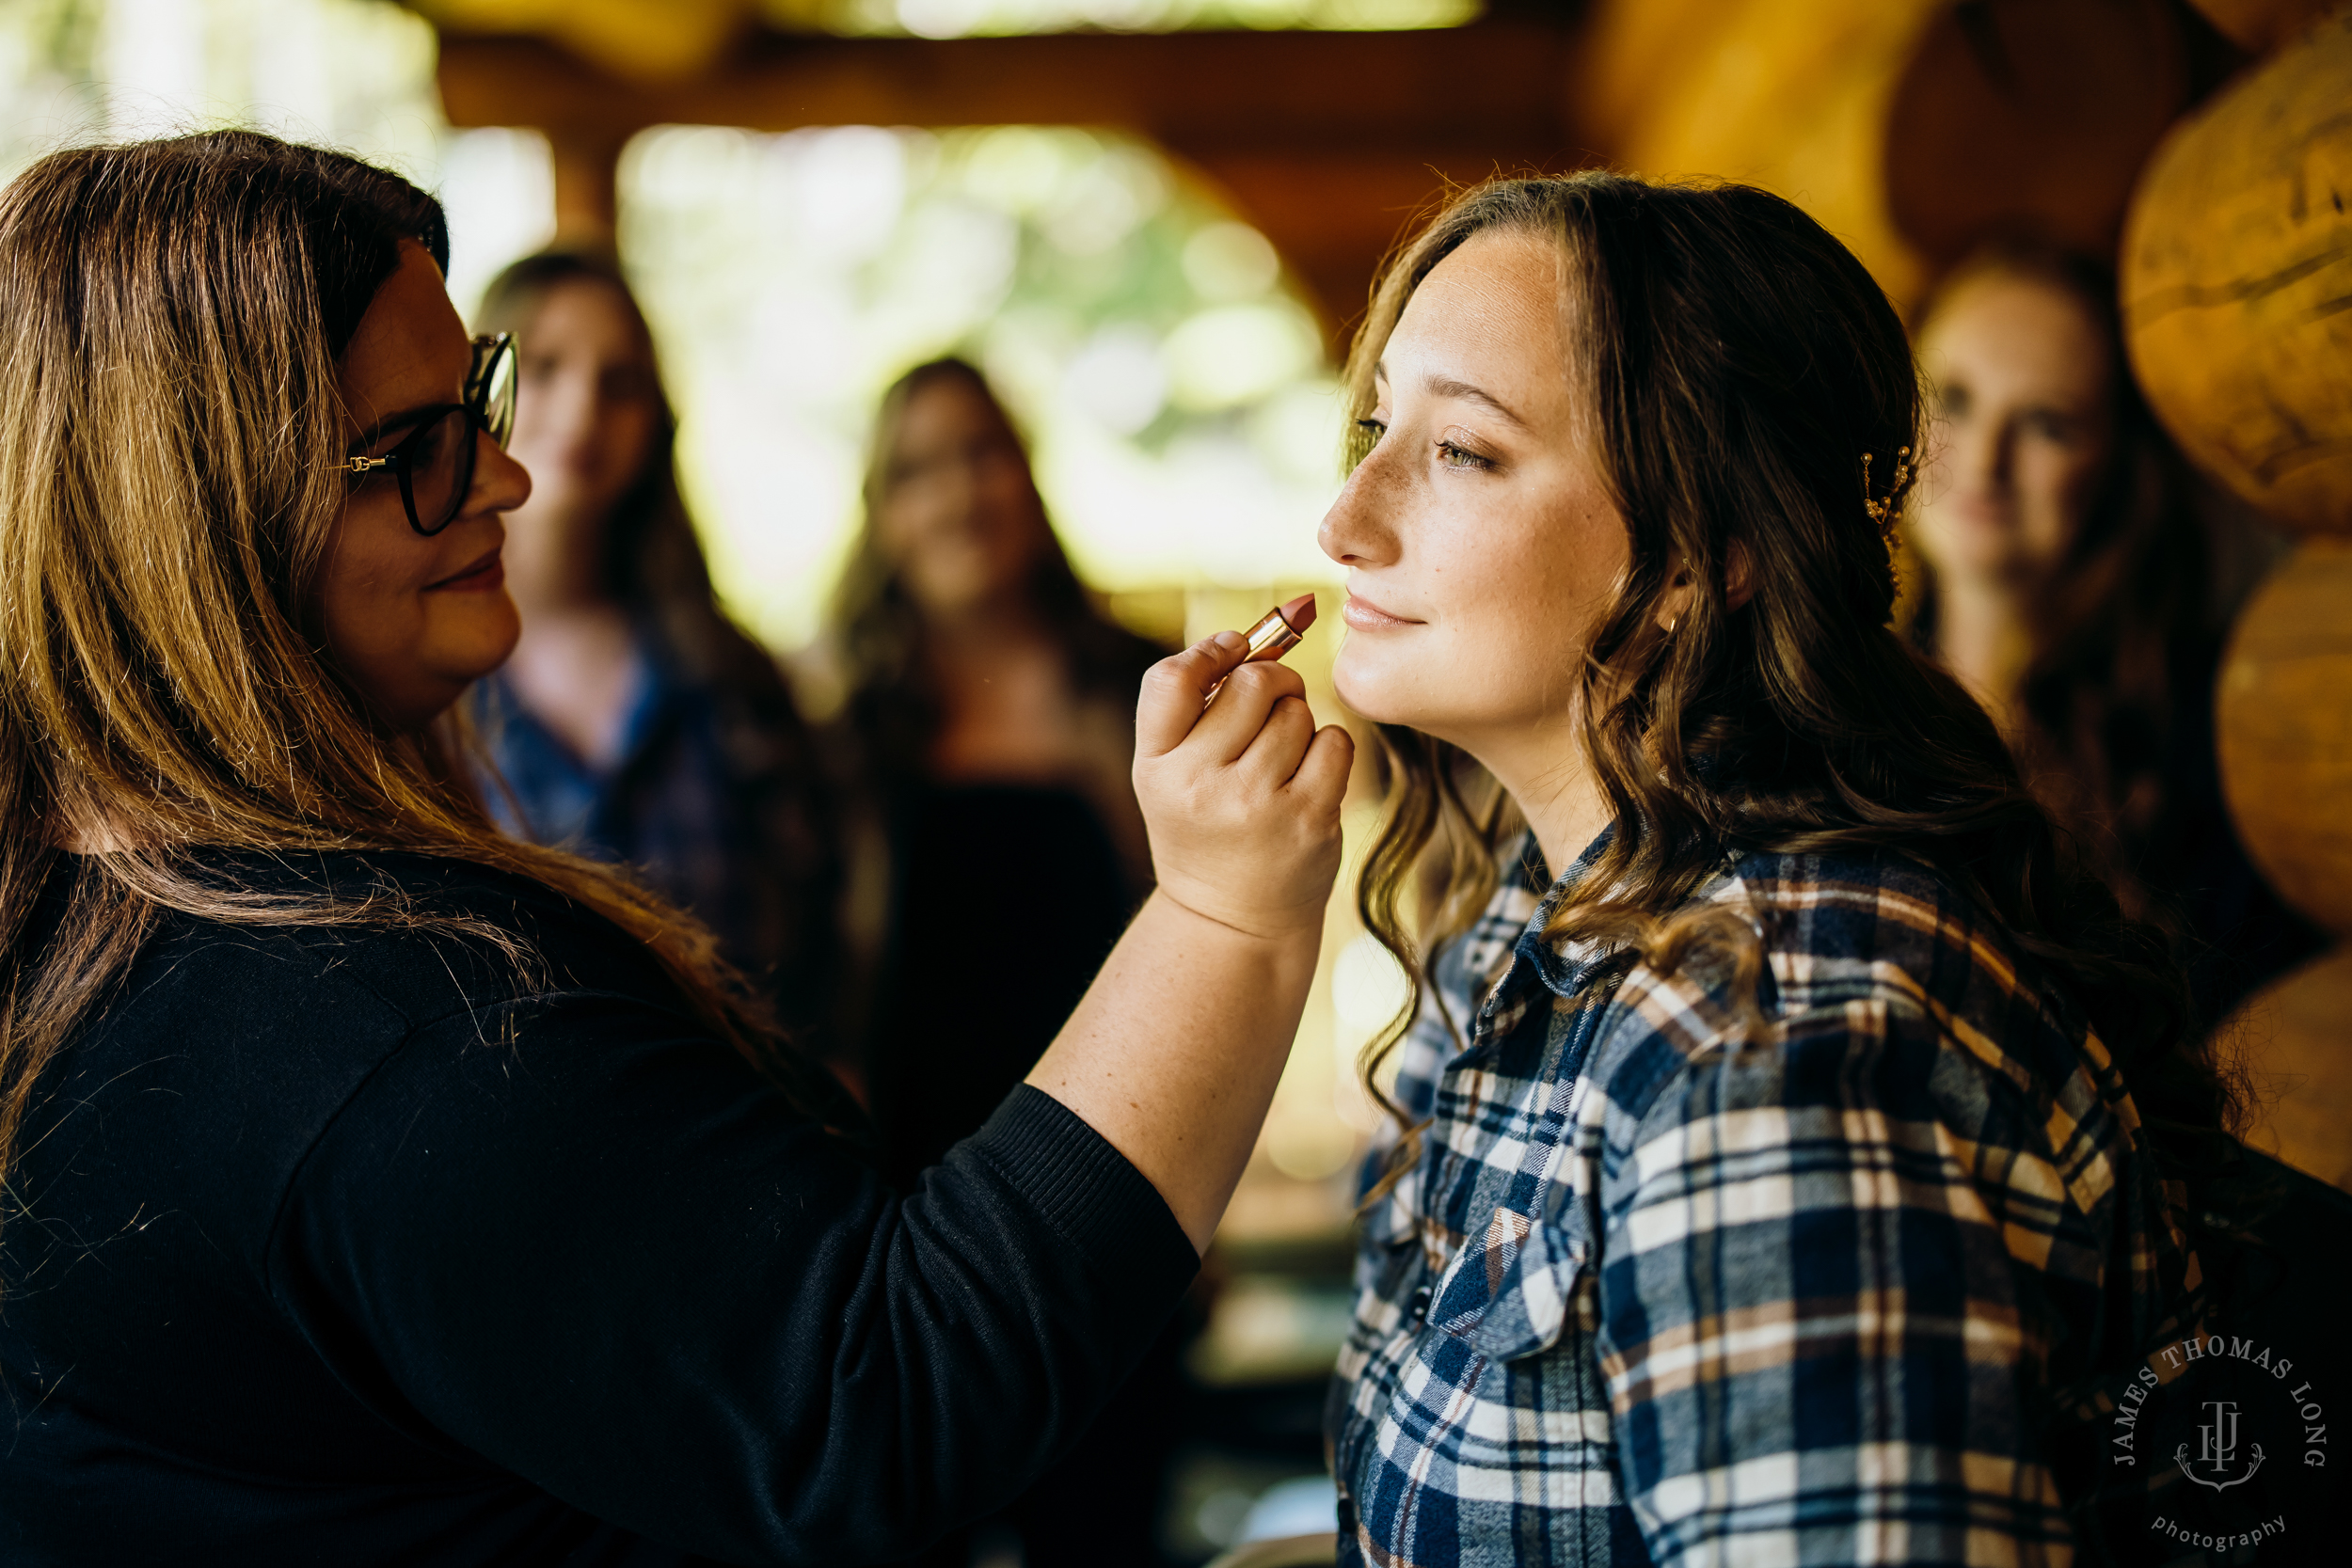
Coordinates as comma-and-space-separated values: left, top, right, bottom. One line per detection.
1239, 602, 1308, 663
1205, 593, 1316, 705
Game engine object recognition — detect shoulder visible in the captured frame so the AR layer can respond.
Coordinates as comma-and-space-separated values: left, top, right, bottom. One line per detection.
1591, 843, 2094, 1149
1703, 842, 2064, 1034
1582, 845, 2169, 1307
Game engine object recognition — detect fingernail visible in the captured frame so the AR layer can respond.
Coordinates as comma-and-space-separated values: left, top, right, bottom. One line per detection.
1212, 630, 1245, 651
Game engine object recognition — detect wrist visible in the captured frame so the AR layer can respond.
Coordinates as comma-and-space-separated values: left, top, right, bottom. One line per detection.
1147, 883, 1327, 954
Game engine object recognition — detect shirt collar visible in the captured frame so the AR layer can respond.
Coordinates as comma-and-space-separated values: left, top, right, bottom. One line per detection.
1505, 823, 1627, 1002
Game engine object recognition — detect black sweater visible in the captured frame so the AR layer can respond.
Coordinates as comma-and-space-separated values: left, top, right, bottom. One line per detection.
0, 853, 1197, 1566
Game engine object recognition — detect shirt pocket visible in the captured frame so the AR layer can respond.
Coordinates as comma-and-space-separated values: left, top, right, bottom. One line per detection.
1425, 1199, 1590, 1362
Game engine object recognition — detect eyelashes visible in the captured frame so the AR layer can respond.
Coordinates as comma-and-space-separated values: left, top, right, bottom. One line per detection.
1351, 418, 1498, 472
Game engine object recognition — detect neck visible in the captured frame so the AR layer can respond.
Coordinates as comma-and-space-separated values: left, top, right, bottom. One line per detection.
511, 565, 612, 623
924, 594, 1040, 659
1932, 573, 2038, 730
1465, 722, 1613, 887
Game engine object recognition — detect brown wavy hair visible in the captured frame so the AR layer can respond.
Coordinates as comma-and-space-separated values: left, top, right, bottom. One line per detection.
0, 132, 838, 1240
1347, 174, 2231, 1190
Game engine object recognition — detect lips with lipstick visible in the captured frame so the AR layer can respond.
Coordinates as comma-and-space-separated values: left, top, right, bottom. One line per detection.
427, 547, 505, 593
1340, 592, 1419, 631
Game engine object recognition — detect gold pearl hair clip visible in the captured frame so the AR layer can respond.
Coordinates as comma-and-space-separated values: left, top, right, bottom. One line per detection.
1861, 446, 1913, 537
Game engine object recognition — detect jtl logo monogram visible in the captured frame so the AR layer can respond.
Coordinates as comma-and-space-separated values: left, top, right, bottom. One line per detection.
2181, 1399, 2265, 1491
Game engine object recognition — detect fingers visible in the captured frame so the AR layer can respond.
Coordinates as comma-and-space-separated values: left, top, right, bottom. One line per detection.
1288, 722, 1356, 809
1195, 660, 1309, 764
1232, 691, 1316, 784
1136, 632, 1248, 759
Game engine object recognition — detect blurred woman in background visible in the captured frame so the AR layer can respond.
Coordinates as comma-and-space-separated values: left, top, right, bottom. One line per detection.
470, 253, 846, 1053
824, 357, 1167, 1186
1906, 244, 2321, 1022
818, 358, 1178, 1568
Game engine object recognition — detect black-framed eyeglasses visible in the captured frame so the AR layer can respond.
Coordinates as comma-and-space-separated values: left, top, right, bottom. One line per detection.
337, 333, 517, 538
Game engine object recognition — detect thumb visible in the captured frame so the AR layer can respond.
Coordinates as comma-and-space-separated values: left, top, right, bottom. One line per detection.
1135, 630, 1247, 758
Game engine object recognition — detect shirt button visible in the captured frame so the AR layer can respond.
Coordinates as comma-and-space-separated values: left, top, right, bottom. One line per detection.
1409, 1285, 1432, 1323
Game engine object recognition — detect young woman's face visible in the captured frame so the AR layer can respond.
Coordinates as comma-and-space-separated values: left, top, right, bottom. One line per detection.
1319, 228, 1629, 761
874, 375, 1051, 620
1912, 272, 2117, 588
320, 242, 530, 731
501, 277, 664, 593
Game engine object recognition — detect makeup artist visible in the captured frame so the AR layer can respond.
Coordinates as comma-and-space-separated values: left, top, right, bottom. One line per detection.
0, 132, 1353, 1568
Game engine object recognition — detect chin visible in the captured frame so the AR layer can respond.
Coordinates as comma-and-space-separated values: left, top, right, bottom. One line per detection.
435, 595, 524, 686
1331, 648, 1422, 730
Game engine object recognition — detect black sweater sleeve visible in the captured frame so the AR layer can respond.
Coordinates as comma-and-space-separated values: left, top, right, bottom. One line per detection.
266, 990, 1197, 1567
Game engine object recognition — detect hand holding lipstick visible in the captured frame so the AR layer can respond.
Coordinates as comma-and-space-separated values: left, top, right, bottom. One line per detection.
1131, 595, 1352, 942
1025, 600, 1352, 1252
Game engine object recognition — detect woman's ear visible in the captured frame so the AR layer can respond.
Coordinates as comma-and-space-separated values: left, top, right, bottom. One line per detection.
1652, 543, 1756, 634
1724, 539, 1756, 611
1654, 562, 1692, 634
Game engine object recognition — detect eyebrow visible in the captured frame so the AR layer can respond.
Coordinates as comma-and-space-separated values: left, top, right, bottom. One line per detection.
1371, 360, 1530, 431
1424, 373, 1529, 430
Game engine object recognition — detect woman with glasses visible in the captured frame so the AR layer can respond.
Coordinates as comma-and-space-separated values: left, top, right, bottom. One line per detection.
0, 131, 1352, 1567
467, 251, 846, 1060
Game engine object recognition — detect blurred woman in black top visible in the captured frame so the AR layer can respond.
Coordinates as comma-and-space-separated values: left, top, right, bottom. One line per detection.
822, 359, 1168, 1188
818, 360, 1184, 1567
1905, 243, 2321, 1022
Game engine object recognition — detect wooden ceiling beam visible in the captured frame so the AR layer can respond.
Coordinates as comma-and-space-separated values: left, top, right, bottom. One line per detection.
436, 21, 1587, 157
435, 20, 1592, 341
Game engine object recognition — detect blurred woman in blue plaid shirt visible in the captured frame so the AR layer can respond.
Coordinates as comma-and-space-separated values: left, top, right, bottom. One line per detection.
1318, 175, 2230, 1566
469, 253, 845, 1057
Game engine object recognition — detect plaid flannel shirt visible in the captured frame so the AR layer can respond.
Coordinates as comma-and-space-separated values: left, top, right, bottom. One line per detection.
1328, 832, 2194, 1568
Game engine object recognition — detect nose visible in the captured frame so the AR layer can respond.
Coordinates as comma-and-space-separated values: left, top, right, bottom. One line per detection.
1949, 414, 2012, 499
1318, 444, 1403, 569
469, 428, 532, 518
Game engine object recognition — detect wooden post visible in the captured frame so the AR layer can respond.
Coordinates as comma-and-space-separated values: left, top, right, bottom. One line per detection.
549, 124, 624, 246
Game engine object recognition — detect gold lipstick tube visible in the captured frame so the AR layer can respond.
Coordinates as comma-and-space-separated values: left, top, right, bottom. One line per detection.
1204, 594, 1316, 705
1239, 603, 1307, 663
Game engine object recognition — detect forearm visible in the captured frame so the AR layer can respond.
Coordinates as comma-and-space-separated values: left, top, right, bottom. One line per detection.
1026, 888, 1323, 1252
